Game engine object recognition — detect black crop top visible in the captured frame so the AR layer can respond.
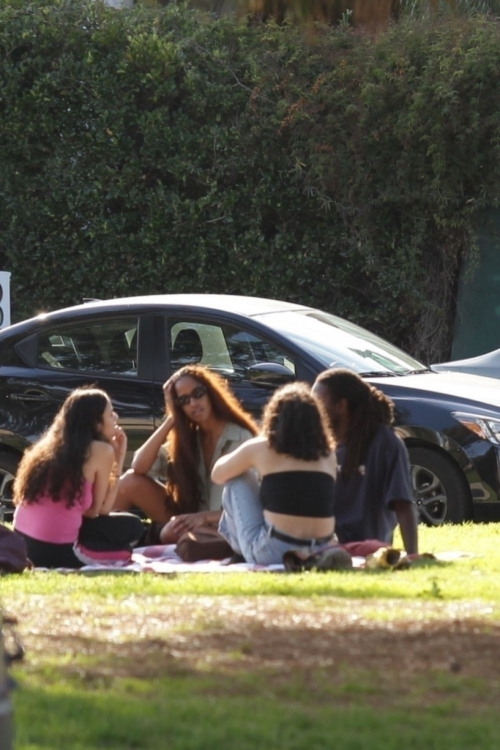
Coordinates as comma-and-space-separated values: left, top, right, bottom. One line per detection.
260, 471, 335, 518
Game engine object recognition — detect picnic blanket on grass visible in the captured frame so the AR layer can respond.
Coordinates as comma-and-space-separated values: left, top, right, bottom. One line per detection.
30, 544, 472, 574
34, 545, 289, 574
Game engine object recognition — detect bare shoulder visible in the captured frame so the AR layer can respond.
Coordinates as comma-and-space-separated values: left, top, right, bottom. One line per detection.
243, 436, 268, 454
90, 440, 114, 456
90, 440, 114, 459
252, 439, 283, 472
247, 435, 267, 447
82, 441, 114, 482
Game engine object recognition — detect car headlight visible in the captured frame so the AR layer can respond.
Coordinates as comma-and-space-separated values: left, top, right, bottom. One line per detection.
452, 412, 500, 446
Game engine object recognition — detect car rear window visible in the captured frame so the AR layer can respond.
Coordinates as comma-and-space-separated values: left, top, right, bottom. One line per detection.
0, 341, 27, 367
37, 318, 138, 376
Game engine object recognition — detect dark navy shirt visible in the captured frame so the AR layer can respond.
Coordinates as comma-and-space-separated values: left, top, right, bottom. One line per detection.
334, 424, 413, 544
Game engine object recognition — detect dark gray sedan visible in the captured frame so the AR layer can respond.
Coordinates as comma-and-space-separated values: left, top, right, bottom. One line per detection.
1, 293, 500, 525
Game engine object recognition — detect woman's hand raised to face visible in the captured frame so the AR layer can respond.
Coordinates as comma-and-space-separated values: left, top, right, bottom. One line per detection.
163, 378, 176, 417
111, 426, 127, 467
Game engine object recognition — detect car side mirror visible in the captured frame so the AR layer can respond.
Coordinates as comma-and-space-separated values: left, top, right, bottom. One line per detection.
246, 363, 295, 389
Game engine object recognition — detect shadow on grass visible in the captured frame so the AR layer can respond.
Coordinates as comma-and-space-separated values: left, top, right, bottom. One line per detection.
13, 632, 500, 750
22, 615, 500, 689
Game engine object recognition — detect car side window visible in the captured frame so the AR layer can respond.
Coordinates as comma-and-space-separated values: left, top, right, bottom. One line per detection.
37, 318, 138, 376
169, 320, 296, 378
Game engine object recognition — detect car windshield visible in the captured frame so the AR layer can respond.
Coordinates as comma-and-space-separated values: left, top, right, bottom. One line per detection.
258, 310, 426, 375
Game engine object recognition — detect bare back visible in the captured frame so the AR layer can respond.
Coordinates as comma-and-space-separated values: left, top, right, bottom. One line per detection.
251, 437, 337, 480
212, 436, 337, 539
81, 440, 115, 517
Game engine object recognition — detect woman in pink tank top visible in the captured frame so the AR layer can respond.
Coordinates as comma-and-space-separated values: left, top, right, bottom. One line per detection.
13, 387, 144, 568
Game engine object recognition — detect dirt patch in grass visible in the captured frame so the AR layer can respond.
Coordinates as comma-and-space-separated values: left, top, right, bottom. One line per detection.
10, 596, 500, 708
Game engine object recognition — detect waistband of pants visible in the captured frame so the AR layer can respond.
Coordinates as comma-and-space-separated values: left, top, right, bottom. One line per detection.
269, 527, 334, 547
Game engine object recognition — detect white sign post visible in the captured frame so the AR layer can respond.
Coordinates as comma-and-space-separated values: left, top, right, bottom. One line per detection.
0, 272, 11, 329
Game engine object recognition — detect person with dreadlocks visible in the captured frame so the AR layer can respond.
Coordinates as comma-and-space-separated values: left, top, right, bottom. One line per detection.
312, 369, 418, 555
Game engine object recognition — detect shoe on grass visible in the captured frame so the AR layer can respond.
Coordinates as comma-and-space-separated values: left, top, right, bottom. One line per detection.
283, 546, 353, 572
365, 547, 409, 570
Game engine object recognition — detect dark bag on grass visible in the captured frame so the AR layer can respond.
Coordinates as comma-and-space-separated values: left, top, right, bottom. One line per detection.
0, 525, 29, 573
176, 529, 233, 562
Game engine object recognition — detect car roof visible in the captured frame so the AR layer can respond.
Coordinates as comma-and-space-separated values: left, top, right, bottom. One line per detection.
1, 294, 312, 337
62, 294, 309, 316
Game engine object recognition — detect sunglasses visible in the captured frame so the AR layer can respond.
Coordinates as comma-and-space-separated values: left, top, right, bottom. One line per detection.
174, 385, 208, 407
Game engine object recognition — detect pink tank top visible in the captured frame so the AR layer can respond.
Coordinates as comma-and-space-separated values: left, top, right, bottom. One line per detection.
14, 481, 94, 544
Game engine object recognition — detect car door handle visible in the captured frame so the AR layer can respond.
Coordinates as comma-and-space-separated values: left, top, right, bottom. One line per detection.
8, 391, 51, 403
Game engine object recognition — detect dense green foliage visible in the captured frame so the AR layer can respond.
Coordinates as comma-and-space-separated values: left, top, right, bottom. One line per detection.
2, 2, 500, 359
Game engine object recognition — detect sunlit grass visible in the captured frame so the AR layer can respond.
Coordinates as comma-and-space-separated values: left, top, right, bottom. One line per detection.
3, 523, 500, 604
5, 523, 500, 749
13, 668, 500, 750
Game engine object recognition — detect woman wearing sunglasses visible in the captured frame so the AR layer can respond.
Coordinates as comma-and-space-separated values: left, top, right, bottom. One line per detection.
114, 365, 258, 542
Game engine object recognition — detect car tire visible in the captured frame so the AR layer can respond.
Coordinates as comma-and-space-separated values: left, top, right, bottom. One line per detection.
0, 452, 20, 524
408, 446, 472, 526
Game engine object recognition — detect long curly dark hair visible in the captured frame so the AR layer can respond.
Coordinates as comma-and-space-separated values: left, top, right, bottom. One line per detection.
262, 382, 333, 460
165, 365, 258, 513
14, 387, 110, 508
315, 368, 394, 477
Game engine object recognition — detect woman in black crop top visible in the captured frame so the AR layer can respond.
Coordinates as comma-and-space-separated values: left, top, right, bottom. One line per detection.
212, 383, 338, 565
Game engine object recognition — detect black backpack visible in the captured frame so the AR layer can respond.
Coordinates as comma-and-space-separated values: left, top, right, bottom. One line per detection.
0, 525, 28, 573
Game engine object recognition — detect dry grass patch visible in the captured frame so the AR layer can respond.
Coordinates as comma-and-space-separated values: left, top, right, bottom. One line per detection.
11, 595, 500, 710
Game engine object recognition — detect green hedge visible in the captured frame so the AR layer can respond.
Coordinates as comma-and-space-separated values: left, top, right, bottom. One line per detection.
2, 1, 500, 361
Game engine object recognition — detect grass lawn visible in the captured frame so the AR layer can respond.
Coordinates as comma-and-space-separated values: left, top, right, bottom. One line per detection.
3, 523, 500, 750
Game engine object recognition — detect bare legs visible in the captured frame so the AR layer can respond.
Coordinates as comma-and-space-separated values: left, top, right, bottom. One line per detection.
114, 470, 173, 524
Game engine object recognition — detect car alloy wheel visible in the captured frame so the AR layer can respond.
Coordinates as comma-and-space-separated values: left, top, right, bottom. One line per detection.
408, 446, 472, 526
411, 463, 448, 526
